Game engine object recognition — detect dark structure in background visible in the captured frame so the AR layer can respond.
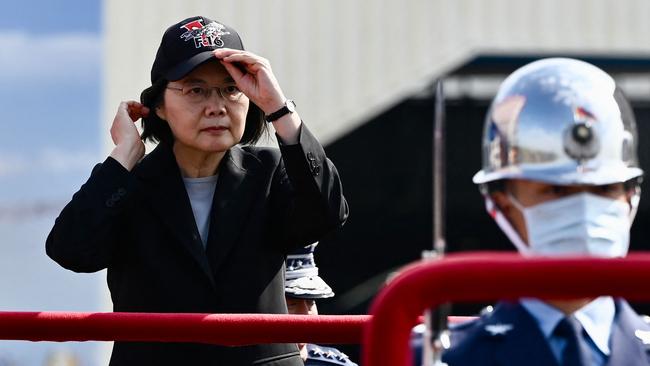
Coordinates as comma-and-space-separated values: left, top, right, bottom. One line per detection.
316, 55, 650, 358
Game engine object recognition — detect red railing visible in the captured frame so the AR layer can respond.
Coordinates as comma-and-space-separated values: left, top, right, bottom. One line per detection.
362, 252, 650, 366
0, 311, 462, 345
4, 252, 647, 365
0, 312, 369, 345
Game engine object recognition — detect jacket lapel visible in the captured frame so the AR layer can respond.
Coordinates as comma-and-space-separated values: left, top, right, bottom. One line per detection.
606, 299, 650, 366
136, 144, 216, 289
206, 146, 262, 274
491, 302, 560, 366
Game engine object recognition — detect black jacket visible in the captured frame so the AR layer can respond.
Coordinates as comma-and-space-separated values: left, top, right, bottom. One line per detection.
46, 125, 348, 365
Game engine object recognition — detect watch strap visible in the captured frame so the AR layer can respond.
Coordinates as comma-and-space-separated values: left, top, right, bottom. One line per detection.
265, 100, 295, 122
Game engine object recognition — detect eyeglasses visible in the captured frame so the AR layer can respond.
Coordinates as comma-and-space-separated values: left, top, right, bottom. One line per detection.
166, 84, 244, 103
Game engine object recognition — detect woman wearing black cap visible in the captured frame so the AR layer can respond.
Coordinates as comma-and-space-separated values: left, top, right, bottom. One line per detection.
46, 16, 348, 366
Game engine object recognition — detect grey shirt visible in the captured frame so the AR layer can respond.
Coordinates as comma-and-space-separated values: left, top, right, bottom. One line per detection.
183, 174, 218, 249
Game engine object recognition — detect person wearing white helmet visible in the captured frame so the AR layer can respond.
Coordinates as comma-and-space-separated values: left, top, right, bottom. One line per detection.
442, 58, 650, 366
284, 243, 358, 366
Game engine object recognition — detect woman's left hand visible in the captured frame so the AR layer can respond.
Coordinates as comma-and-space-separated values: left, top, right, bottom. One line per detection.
213, 48, 286, 115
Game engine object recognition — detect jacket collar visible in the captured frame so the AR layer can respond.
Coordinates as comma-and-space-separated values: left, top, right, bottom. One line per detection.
607, 299, 650, 366
487, 302, 560, 366
487, 300, 650, 366
134, 143, 262, 290
205, 145, 263, 275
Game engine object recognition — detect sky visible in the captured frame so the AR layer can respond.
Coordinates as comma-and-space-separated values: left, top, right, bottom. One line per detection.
0, 0, 101, 203
0, 0, 107, 365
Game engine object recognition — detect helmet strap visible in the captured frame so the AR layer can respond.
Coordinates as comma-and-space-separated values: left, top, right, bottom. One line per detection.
484, 196, 532, 256
629, 188, 641, 225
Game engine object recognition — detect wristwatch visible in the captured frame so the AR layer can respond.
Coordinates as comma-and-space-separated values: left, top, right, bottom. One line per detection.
265, 99, 296, 122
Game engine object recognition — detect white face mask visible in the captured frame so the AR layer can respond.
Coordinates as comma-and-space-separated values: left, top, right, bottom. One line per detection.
505, 192, 631, 257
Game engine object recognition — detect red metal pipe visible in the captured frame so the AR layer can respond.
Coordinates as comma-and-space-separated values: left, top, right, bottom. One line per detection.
362, 252, 650, 366
0, 312, 444, 346
0, 312, 370, 345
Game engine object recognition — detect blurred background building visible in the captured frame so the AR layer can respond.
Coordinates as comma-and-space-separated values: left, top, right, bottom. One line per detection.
1, 0, 650, 364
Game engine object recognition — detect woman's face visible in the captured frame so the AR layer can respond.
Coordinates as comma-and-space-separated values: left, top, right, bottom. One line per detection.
156, 60, 249, 154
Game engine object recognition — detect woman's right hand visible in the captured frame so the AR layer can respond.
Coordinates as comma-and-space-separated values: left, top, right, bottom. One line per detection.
109, 101, 149, 171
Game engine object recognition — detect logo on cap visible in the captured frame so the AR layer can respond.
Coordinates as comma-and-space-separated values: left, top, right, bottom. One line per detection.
179, 19, 230, 49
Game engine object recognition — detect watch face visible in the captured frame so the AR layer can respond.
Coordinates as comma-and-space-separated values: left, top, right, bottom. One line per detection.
286, 100, 296, 112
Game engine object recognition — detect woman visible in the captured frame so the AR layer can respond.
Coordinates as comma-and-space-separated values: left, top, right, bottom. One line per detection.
46, 16, 348, 366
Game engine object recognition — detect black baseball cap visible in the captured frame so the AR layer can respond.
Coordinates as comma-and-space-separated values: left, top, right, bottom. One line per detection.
150, 16, 244, 83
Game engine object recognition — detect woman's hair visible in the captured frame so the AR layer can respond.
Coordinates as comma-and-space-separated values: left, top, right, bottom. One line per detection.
139, 79, 267, 146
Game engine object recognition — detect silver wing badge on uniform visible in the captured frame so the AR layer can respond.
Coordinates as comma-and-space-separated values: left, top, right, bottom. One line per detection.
485, 323, 513, 336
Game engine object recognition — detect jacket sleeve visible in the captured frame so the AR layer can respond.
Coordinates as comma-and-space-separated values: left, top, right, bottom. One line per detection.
270, 123, 349, 250
46, 157, 135, 273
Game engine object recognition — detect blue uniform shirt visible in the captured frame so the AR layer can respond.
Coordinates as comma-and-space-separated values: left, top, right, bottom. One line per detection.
520, 296, 615, 366
441, 299, 650, 366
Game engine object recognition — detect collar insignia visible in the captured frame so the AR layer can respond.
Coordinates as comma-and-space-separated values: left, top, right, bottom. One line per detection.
635, 330, 650, 344
485, 323, 513, 336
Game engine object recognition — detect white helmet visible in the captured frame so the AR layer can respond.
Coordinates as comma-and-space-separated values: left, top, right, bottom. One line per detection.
474, 58, 643, 255
473, 58, 642, 186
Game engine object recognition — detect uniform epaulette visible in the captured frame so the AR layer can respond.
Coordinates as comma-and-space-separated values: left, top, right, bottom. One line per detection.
305, 344, 358, 366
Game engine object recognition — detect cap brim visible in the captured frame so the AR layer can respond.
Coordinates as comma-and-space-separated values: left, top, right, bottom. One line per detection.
473, 165, 644, 185
285, 276, 334, 299
164, 50, 217, 81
